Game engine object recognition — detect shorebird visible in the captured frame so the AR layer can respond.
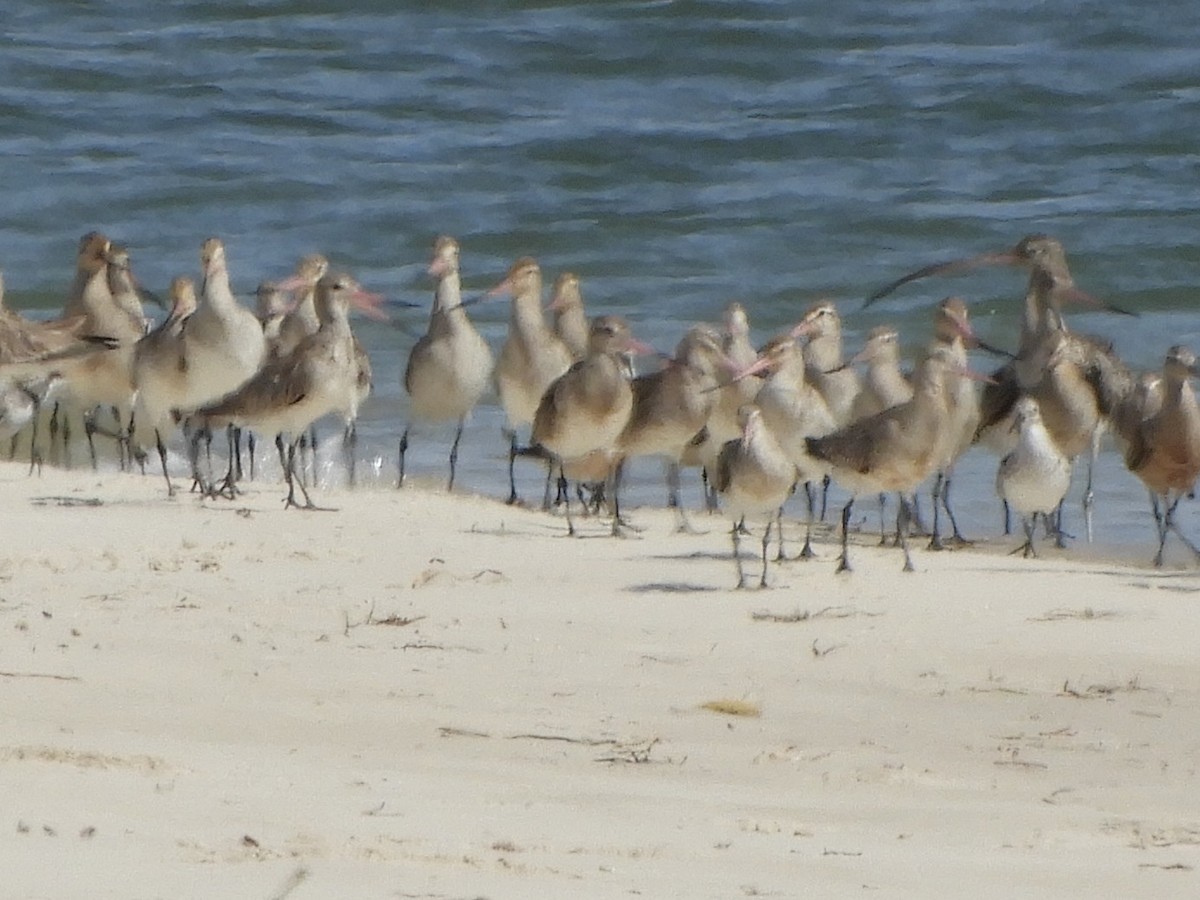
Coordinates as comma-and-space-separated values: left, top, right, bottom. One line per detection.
263, 253, 329, 479
683, 301, 760, 511
1011, 329, 1103, 547
0, 376, 50, 467
800, 301, 860, 427
0, 330, 122, 471
184, 237, 270, 494
713, 405, 796, 588
996, 396, 1071, 558
190, 272, 382, 509
797, 300, 859, 520
925, 297, 984, 549
129, 276, 198, 494
840, 324, 920, 545
0, 270, 89, 361
866, 234, 1136, 541
491, 257, 573, 505
549, 271, 590, 362
734, 334, 836, 558
57, 243, 148, 469
849, 325, 911, 417
60, 232, 117, 331
342, 301, 375, 487
272, 254, 329, 356
256, 281, 291, 353
867, 235, 1131, 352
998, 398, 1075, 561
531, 315, 642, 536
616, 323, 728, 531
1119, 345, 1200, 566
0, 269, 93, 468
400, 235, 494, 491
103, 244, 153, 334
806, 349, 960, 573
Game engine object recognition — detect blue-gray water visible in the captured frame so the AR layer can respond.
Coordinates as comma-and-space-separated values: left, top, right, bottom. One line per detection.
3, 2, 1198, 558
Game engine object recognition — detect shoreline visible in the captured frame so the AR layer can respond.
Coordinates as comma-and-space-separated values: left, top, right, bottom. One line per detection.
3, 462, 1199, 898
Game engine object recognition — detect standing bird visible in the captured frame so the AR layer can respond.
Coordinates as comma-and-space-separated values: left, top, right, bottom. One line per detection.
132, 238, 266, 496
735, 334, 836, 559
256, 281, 290, 352
844, 324, 916, 544
549, 271, 590, 362
400, 236, 494, 491
0, 269, 86, 465
713, 406, 796, 589
187, 237, 269, 494
1119, 345, 1200, 566
61, 232, 117, 327
531, 315, 642, 537
849, 325, 911, 420
797, 300, 859, 520
996, 397, 1071, 558
616, 324, 728, 531
129, 276, 198, 494
272, 254, 329, 357
491, 257, 574, 505
926, 297, 985, 549
58, 243, 148, 469
1011, 329, 1103, 548
265, 253, 330, 479
800, 301, 860, 428
684, 301, 761, 511
866, 234, 1136, 541
806, 351, 959, 573
190, 273, 382, 509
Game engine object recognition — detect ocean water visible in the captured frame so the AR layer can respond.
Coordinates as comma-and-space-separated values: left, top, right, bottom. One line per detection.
2, 1, 1198, 558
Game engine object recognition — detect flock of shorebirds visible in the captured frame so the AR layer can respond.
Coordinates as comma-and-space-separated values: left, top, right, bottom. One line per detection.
2, 231, 1199, 586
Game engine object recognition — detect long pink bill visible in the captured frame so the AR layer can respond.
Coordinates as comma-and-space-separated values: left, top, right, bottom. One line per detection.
701, 353, 774, 394
273, 273, 312, 293
348, 288, 390, 322
941, 304, 1017, 360
625, 337, 668, 361
946, 361, 999, 385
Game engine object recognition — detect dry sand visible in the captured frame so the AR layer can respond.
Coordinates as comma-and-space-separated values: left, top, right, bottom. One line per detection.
2, 459, 1199, 899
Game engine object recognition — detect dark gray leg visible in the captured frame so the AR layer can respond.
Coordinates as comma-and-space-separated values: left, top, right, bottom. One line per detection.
448, 418, 464, 491
836, 499, 854, 574
398, 426, 409, 487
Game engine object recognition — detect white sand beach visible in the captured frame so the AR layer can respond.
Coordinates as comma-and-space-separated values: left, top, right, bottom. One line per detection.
2, 460, 1199, 899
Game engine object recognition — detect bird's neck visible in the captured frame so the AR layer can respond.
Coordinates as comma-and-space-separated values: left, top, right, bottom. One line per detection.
432, 271, 468, 329
511, 288, 550, 336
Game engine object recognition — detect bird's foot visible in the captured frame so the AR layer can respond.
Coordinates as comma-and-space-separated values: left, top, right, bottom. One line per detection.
284, 494, 335, 512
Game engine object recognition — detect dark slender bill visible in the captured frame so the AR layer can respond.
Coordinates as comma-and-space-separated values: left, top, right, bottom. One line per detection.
1058, 285, 1138, 318
865, 252, 1020, 305
435, 292, 492, 314
137, 286, 167, 309
974, 338, 1017, 360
